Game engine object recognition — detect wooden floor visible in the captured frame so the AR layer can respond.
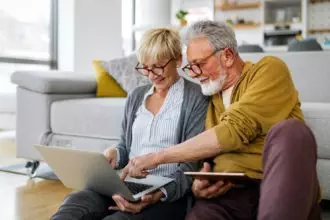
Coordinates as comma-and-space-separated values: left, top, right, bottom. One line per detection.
0, 138, 73, 220
1, 134, 330, 220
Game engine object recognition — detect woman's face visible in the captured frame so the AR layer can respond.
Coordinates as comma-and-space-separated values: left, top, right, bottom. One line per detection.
142, 57, 182, 91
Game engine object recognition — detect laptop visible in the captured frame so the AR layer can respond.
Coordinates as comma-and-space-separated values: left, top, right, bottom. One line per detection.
34, 145, 173, 202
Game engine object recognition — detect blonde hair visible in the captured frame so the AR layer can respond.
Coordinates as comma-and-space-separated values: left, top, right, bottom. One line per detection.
137, 28, 182, 64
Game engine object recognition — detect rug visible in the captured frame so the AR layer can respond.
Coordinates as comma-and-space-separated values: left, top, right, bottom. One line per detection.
0, 132, 59, 180
0, 161, 59, 180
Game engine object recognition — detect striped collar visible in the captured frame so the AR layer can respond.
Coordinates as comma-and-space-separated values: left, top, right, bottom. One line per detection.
143, 77, 184, 101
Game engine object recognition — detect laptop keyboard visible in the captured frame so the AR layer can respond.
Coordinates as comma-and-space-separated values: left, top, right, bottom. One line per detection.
124, 181, 153, 194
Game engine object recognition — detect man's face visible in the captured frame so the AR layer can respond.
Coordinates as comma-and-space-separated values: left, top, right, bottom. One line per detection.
186, 38, 228, 96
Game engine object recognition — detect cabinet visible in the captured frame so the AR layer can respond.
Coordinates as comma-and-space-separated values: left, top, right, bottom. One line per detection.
215, 0, 262, 30
307, 0, 330, 45
215, 0, 308, 51
215, 0, 263, 47
216, 1, 261, 11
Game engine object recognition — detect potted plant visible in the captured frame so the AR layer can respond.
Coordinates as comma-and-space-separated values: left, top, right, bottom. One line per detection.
176, 10, 189, 26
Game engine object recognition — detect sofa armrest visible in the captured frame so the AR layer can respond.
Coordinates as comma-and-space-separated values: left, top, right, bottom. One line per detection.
11, 70, 97, 94
15, 87, 96, 160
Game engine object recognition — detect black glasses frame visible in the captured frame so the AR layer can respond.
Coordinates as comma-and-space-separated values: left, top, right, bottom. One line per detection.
135, 59, 173, 77
181, 48, 225, 77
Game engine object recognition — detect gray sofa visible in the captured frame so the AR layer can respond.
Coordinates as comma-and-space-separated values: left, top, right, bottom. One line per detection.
11, 51, 330, 200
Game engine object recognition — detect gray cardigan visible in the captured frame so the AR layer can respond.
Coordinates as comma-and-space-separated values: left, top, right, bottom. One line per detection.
116, 78, 209, 202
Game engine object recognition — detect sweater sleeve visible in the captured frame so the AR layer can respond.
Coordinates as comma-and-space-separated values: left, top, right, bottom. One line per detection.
214, 56, 301, 150
163, 87, 209, 202
114, 94, 132, 169
115, 85, 150, 169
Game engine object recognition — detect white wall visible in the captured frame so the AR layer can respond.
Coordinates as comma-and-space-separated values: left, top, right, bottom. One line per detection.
132, 0, 172, 51
135, 0, 171, 28
58, 0, 123, 73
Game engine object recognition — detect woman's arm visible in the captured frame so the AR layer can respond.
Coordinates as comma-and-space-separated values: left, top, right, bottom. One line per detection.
114, 94, 133, 169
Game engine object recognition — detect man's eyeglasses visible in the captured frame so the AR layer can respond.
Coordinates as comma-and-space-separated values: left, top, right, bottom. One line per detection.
135, 59, 173, 77
181, 48, 224, 77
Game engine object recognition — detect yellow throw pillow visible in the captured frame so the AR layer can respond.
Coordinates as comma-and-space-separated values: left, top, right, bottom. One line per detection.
93, 60, 127, 97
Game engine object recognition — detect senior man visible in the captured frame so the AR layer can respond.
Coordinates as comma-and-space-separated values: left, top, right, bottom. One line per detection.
122, 21, 321, 220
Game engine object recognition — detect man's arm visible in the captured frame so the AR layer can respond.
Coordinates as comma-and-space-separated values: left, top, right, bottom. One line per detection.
157, 128, 221, 164
127, 57, 299, 176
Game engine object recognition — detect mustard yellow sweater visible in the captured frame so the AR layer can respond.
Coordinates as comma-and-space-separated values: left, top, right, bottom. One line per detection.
206, 56, 303, 179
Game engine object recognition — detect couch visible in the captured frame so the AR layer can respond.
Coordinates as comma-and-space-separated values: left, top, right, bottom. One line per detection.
11, 51, 330, 200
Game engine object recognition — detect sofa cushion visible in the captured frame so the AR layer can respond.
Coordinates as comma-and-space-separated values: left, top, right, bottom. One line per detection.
51, 98, 126, 139
93, 60, 127, 97
98, 54, 150, 94
50, 99, 330, 159
302, 103, 330, 159
11, 71, 96, 94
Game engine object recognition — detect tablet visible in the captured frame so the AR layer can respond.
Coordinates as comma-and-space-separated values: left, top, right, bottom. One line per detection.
184, 171, 251, 181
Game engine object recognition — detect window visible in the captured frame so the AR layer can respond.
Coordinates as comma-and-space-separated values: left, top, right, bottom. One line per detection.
0, 0, 57, 92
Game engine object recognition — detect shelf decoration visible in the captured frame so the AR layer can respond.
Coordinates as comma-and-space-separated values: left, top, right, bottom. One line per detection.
176, 10, 189, 27
216, 1, 261, 11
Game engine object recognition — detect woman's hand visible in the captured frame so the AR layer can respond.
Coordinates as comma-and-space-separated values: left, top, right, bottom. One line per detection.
103, 147, 118, 169
109, 190, 163, 213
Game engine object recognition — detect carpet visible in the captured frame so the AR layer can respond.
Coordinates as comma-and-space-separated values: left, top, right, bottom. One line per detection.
0, 132, 59, 180
0, 161, 59, 180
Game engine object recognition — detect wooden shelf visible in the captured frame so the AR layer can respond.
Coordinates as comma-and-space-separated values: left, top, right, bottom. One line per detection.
266, 22, 301, 26
308, 28, 330, 34
216, 2, 261, 11
309, 0, 330, 4
231, 23, 261, 30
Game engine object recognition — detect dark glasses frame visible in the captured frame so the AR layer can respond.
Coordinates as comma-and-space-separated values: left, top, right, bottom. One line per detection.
181, 48, 225, 77
135, 59, 173, 77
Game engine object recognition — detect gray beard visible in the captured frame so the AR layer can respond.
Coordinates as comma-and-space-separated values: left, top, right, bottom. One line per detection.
200, 74, 227, 96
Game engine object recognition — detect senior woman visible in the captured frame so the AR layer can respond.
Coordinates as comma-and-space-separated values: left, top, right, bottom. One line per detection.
51, 28, 208, 220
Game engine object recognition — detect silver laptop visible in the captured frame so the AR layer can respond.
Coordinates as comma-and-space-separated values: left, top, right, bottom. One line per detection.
34, 144, 173, 202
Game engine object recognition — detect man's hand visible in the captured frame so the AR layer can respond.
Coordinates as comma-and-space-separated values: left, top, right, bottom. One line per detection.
120, 153, 159, 180
192, 162, 234, 199
103, 147, 118, 169
109, 190, 163, 214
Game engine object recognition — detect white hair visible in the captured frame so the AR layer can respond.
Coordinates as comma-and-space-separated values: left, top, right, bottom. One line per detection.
184, 20, 238, 54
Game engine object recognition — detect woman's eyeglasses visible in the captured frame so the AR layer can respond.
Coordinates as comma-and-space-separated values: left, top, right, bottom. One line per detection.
135, 59, 173, 77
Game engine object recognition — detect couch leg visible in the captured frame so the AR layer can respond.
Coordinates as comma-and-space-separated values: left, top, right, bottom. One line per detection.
25, 160, 40, 177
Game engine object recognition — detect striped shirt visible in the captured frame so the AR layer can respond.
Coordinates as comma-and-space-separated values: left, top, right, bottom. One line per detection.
129, 77, 184, 176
